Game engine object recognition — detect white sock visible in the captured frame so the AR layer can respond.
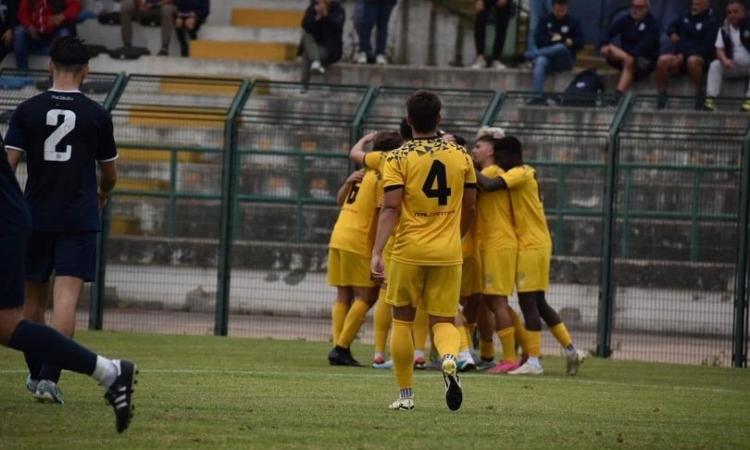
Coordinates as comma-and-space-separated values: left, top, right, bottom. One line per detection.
458, 350, 473, 362
414, 350, 425, 360
91, 356, 117, 388
527, 356, 541, 367
374, 352, 385, 360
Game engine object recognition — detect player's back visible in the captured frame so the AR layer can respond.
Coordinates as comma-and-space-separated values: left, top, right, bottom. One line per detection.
501, 164, 552, 249
384, 138, 474, 266
4, 90, 117, 232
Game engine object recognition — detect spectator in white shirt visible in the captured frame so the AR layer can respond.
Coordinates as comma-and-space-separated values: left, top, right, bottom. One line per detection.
704, 0, 750, 112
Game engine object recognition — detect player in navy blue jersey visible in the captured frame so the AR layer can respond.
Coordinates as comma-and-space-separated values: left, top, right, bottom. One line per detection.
1, 129, 136, 432
5, 36, 120, 406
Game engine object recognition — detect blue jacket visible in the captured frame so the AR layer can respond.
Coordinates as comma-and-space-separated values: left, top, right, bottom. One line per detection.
601, 11, 660, 61
175, 0, 209, 21
535, 13, 585, 58
666, 8, 720, 59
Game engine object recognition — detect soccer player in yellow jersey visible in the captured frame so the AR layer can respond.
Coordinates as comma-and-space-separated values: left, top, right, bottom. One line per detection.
327, 131, 402, 366
471, 134, 523, 374
371, 90, 477, 411
475, 136, 586, 376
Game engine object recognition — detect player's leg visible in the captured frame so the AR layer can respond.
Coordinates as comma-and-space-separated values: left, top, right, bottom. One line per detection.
385, 261, 420, 410
372, 284, 392, 367
537, 292, 586, 375
0, 233, 137, 433
476, 298, 496, 369
454, 312, 475, 372
509, 248, 544, 375
412, 302, 429, 369
425, 264, 463, 411
334, 285, 378, 365
482, 248, 520, 373
327, 248, 352, 347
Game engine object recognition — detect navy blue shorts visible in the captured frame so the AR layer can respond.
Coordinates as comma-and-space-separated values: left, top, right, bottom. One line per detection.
26, 231, 98, 283
0, 232, 28, 310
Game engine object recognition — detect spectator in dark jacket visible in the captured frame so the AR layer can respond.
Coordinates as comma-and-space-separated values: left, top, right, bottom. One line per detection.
299, 0, 344, 86
512, 0, 583, 94
654, 0, 720, 110
119, 0, 176, 56
14, 0, 80, 71
0, 0, 19, 63
600, 0, 660, 97
471, 0, 514, 70
174, 0, 209, 57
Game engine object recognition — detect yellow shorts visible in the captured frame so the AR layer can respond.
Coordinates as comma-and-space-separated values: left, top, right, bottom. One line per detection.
327, 248, 376, 288
460, 253, 483, 297
516, 247, 551, 292
386, 260, 461, 317
481, 247, 518, 297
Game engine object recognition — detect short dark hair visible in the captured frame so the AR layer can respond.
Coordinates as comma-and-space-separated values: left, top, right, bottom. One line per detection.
493, 136, 523, 159
406, 90, 441, 134
453, 134, 467, 147
50, 36, 90, 73
399, 117, 413, 140
373, 131, 403, 151
552, 0, 568, 5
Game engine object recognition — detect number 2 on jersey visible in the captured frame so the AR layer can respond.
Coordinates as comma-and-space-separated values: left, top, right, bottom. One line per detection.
44, 109, 76, 162
421, 160, 451, 205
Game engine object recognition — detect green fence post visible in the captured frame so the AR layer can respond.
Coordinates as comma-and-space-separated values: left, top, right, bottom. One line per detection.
349, 86, 379, 149
689, 170, 702, 262
597, 92, 635, 358
89, 72, 128, 331
214, 78, 253, 337
733, 128, 750, 368
480, 90, 505, 127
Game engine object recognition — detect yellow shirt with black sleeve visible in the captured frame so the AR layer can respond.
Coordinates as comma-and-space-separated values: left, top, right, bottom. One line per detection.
382, 138, 477, 266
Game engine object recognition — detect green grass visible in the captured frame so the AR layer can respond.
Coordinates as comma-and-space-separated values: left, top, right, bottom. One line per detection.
1, 331, 749, 449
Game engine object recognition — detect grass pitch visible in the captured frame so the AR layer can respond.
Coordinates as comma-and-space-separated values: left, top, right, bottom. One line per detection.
1, 331, 749, 449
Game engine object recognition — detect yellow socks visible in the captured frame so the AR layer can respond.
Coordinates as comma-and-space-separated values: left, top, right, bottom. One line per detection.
331, 301, 349, 345
527, 330, 542, 358
509, 308, 529, 354
549, 323, 573, 349
497, 327, 517, 362
413, 307, 429, 356
336, 299, 370, 348
479, 339, 495, 360
457, 324, 471, 352
391, 319, 414, 389
431, 322, 460, 359
373, 290, 392, 354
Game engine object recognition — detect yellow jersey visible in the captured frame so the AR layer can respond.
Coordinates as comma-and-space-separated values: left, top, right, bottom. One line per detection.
329, 151, 385, 256
500, 165, 552, 249
383, 138, 477, 266
477, 165, 518, 251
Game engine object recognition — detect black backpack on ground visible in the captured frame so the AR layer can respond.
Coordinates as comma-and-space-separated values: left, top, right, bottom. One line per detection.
557, 68, 605, 107
108, 46, 151, 60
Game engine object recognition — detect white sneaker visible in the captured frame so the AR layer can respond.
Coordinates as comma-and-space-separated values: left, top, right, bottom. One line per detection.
388, 397, 414, 410
375, 54, 388, 65
566, 349, 587, 376
310, 61, 325, 74
508, 361, 544, 376
491, 60, 507, 70
355, 51, 368, 64
470, 56, 486, 69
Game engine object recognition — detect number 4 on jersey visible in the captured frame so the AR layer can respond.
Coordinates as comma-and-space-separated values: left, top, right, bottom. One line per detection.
421, 160, 451, 205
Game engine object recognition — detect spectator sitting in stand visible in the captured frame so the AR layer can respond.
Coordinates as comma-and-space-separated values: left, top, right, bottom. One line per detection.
119, 0, 176, 56
174, 0, 209, 57
14, 0, 81, 71
599, 0, 660, 100
654, 0, 719, 110
0, 0, 19, 64
511, 0, 583, 98
298, 0, 344, 88
703, 1, 750, 112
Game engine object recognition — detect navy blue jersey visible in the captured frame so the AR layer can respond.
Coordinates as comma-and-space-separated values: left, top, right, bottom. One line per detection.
0, 134, 32, 234
4, 89, 118, 232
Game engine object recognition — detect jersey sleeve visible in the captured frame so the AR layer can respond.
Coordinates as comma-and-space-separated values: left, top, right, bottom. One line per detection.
4, 105, 27, 152
96, 111, 118, 162
382, 151, 405, 191
363, 151, 384, 171
500, 166, 533, 188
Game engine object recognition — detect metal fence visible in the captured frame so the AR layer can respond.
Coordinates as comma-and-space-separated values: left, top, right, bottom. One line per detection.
1, 74, 747, 367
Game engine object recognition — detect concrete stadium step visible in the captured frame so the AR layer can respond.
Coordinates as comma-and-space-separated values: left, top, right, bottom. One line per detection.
127, 105, 227, 128
159, 76, 245, 96
231, 8, 304, 28
117, 178, 171, 192
190, 41, 298, 62
118, 148, 204, 164
198, 24, 302, 45
110, 216, 141, 236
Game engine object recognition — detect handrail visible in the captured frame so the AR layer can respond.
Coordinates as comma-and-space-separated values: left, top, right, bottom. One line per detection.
733, 124, 750, 367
